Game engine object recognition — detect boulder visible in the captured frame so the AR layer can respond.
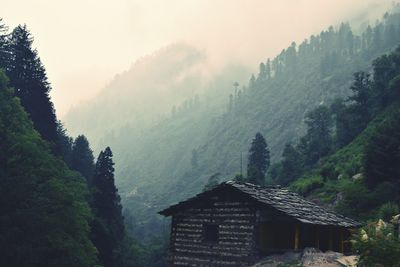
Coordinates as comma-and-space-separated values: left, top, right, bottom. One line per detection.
253, 248, 358, 267
352, 173, 363, 181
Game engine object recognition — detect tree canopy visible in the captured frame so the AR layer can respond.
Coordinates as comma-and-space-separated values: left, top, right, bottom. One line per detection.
0, 70, 98, 267
247, 132, 270, 185
91, 147, 125, 267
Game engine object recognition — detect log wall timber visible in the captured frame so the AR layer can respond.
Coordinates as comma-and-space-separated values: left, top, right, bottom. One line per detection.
161, 182, 360, 266
169, 192, 257, 266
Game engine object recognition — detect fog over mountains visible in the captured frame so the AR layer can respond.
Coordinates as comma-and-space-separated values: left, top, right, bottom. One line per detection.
2, 1, 400, 266
64, 3, 400, 241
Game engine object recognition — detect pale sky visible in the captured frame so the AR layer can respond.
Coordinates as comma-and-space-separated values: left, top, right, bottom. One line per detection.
1, 0, 395, 117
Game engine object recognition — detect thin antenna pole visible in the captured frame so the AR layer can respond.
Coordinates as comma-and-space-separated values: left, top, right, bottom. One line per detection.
240, 152, 243, 176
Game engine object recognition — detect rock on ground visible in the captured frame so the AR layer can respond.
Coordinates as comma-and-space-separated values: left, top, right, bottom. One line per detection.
252, 248, 358, 267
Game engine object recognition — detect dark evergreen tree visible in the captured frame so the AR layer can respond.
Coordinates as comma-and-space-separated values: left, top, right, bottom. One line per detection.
0, 70, 98, 267
330, 98, 353, 147
277, 143, 303, 185
91, 147, 125, 267
372, 47, 400, 109
71, 135, 95, 182
364, 110, 400, 189
300, 106, 333, 166
0, 18, 9, 70
7, 25, 57, 144
56, 121, 73, 165
347, 71, 372, 130
247, 133, 270, 185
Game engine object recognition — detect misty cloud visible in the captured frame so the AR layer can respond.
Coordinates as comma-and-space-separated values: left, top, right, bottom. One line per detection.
1, 0, 395, 116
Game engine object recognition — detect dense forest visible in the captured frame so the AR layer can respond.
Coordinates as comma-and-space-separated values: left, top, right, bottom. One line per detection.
2, 3, 400, 267
65, 5, 400, 243
0, 20, 163, 266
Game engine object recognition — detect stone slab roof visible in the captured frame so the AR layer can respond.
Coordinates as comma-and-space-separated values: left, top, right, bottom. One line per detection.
159, 181, 361, 228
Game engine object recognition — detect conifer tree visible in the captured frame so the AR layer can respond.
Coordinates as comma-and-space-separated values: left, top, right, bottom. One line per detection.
278, 143, 303, 185
249, 74, 256, 89
372, 50, 400, 109
258, 63, 267, 82
56, 121, 73, 165
348, 71, 372, 130
300, 106, 333, 166
330, 99, 353, 147
0, 70, 98, 267
247, 133, 270, 185
265, 59, 271, 79
91, 147, 125, 267
7, 24, 57, 144
71, 135, 95, 182
364, 110, 400, 189
0, 18, 9, 70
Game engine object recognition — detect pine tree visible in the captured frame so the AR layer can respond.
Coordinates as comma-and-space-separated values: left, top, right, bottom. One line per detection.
300, 105, 333, 166
364, 110, 400, 189
71, 135, 95, 182
257, 63, 267, 82
7, 25, 57, 144
55, 121, 74, 165
285, 42, 297, 72
91, 147, 125, 267
278, 143, 303, 185
249, 74, 256, 89
0, 70, 98, 267
348, 71, 372, 130
265, 59, 271, 79
0, 18, 9, 70
247, 133, 270, 185
372, 47, 400, 109
330, 98, 353, 147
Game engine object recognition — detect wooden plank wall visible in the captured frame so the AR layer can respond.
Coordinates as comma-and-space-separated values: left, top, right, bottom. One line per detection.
169, 195, 257, 266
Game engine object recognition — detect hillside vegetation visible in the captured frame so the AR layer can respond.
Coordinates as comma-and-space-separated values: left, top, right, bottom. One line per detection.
65, 8, 400, 241
0, 20, 148, 267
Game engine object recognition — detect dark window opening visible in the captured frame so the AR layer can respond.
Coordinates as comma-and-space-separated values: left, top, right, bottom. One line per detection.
203, 224, 219, 243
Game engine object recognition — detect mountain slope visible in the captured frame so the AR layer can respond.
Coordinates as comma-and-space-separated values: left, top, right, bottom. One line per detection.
65, 8, 400, 241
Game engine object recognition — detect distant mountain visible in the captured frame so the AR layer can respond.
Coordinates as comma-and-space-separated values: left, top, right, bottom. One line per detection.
64, 7, 400, 241
64, 43, 249, 149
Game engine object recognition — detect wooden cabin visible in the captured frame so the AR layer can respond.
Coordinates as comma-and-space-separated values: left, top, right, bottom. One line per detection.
159, 181, 360, 267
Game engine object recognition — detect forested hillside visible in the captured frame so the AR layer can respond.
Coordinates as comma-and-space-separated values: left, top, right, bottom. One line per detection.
0, 70, 98, 266
0, 20, 149, 266
64, 7, 400, 241
4, 3, 400, 266
282, 46, 400, 222
65, 43, 251, 149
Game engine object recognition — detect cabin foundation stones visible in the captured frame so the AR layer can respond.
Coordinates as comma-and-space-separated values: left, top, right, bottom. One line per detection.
159, 181, 360, 266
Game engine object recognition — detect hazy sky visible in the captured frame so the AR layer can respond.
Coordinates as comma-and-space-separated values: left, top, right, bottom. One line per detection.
1, 0, 395, 117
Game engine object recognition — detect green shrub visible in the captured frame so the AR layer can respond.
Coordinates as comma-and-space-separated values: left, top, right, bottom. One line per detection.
351, 218, 400, 267
335, 181, 372, 219
289, 176, 323, 195
378, 202, 400, 222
